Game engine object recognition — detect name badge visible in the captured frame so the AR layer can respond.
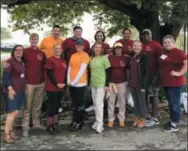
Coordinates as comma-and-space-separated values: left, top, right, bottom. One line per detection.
20, 74, 25, 78
160, 54, 167, 60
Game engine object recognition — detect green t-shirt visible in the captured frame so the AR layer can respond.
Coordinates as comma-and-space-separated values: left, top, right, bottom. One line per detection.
90, 55, 111, 88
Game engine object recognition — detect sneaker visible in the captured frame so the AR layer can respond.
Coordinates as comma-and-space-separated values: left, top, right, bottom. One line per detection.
119, 121, 125, 128
85, 106, 94, 112
92, 121, 98, 130
46, 124, 58, 135
162, 122, 179, 132
107, 122, 114, 128
22, 129, 29, 137
146, 118, 159, 127
96, 125, 104, 133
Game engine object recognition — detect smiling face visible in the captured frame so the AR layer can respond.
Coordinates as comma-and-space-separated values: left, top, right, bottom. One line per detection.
52, 27, 61, 38
163, 38, 175, 50
14, 46, 24, 58
74, 29, 82, 38
53, 44, 62, 57
114, 47, 123, 56
123, 30, 131, 41
76, 44, 84, 52
133, 41, 142, 54
93, 43, 103, 56
30, 35, 39, 47
95, 32, 104, 42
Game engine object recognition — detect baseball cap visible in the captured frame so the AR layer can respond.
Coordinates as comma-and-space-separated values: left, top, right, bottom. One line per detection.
76, 38, 84, 45
114, 42, 123, 48
142, 29, 152, 35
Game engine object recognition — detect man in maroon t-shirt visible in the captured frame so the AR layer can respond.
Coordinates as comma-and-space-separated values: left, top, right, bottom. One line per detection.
62, 26, 90, 63
22, 33, 47, 137
116, 28, 134, 56
142, 29, 163, 127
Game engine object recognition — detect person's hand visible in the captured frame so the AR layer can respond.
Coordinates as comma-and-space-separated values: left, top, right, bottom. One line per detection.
170, 70, 181, 77
141, 89, 146, 92
104, 87, 110, 92
2, 60, 10, 69
57, 83, 65, 88
8, 86, 16, 100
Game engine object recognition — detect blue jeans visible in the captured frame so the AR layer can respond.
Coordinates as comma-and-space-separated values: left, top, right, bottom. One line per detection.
164, 86, 184, 123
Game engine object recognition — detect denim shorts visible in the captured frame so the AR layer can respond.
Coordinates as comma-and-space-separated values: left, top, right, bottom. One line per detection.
4, 92, 25, 113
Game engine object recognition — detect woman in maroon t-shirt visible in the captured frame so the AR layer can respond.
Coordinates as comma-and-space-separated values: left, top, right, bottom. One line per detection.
92, 30, 110, 55
159, 35, 187, 132
44, 44, 67, 135
107, 42, 128, 128
2, 45, 26, 143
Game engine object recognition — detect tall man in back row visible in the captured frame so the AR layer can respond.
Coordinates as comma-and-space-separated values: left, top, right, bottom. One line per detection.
142, 29, 163, 127
62, 26, 90, 63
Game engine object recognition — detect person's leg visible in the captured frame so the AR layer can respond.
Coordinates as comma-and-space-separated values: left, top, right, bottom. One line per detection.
91, 87, 98, 129
107, 90, 116, 127
95, 87, 105, 133
136, 88, 147, 128
69, 87, 77, 129
163, 86, 184, 132
117, 82, 126, 127
85, 87, 94, 112
54, 92, 63, 124
32, 83, 45, 128
130, 88, 140, 126
22, 84, 35, 136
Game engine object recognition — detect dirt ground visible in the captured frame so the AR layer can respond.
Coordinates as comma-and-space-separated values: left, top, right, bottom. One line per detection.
1, 114, 187, 150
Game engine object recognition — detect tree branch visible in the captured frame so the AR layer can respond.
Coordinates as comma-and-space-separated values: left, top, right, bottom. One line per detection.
96, 0, 142, 21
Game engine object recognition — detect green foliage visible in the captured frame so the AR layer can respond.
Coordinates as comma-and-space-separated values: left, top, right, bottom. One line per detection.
1, 27, 12, 40
4, 0, 188, 37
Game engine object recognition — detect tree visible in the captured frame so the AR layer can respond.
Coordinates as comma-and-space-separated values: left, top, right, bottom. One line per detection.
1, 27, 12, 40
2, 0, 188, 41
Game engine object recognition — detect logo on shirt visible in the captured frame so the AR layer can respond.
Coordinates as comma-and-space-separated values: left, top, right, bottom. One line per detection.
145, 46, 152, 51
120, 61, 125, 66
37, 54, 43, 60
128, 46, 132, 51
137, 59, 140, 62
61, 62, 67, 68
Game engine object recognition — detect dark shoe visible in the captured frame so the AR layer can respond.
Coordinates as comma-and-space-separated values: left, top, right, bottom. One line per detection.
162, 121, 179, 132
53, 122, 60, 133
71, 122, 82, 132
46, 124, 58, 135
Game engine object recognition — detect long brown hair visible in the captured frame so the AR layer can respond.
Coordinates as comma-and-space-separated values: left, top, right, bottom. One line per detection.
91, 42, 104, 57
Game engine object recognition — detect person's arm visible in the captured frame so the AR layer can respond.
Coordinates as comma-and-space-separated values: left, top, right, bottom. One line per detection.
46, 69, 58, 87
171, 59, 188, 76
62, 40, 68, 62
67, 66, 71, 84
71, 63, 87, 85
105, 67, 111, 87
2, 71, 12, 88
142, 55, 150, 90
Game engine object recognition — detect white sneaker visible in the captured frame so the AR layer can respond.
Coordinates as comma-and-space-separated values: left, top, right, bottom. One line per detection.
85, 106, 94, 112
23, 129, 29, 137
96, 124, 104, 133
92, 121, 98, 130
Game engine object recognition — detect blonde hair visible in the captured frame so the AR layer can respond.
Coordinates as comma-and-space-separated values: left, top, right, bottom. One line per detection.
133, 40, 142, 45
53, 44, 61, 49
162, 35, 175, 43
29, 33, 39, 40
92, 41, 104, 56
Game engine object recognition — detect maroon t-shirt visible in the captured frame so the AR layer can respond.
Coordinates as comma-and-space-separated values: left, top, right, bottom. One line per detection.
23, 47, 47, 85
128, 56, 140, 88
62, 37, 90, 62
142, 40, 163, 78
116, 39, 134, 55
44, 56, 67, 91
3, 57, 26, 93
159, 48, 187, 87
108, 55, 127, 83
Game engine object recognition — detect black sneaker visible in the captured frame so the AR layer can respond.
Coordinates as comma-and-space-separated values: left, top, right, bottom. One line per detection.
53, 122, 60, 133
162, 121, 179, 132
46, 124, 58, 135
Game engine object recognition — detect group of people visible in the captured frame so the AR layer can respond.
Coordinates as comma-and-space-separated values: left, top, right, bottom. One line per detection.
2, 25, 187, 144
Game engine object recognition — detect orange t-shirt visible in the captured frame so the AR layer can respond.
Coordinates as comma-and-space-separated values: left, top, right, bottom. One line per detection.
69, 51, 90, 85
39, 35, 63, 58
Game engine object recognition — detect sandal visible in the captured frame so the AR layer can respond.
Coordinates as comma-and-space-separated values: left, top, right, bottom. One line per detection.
4, 134, 15, 144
